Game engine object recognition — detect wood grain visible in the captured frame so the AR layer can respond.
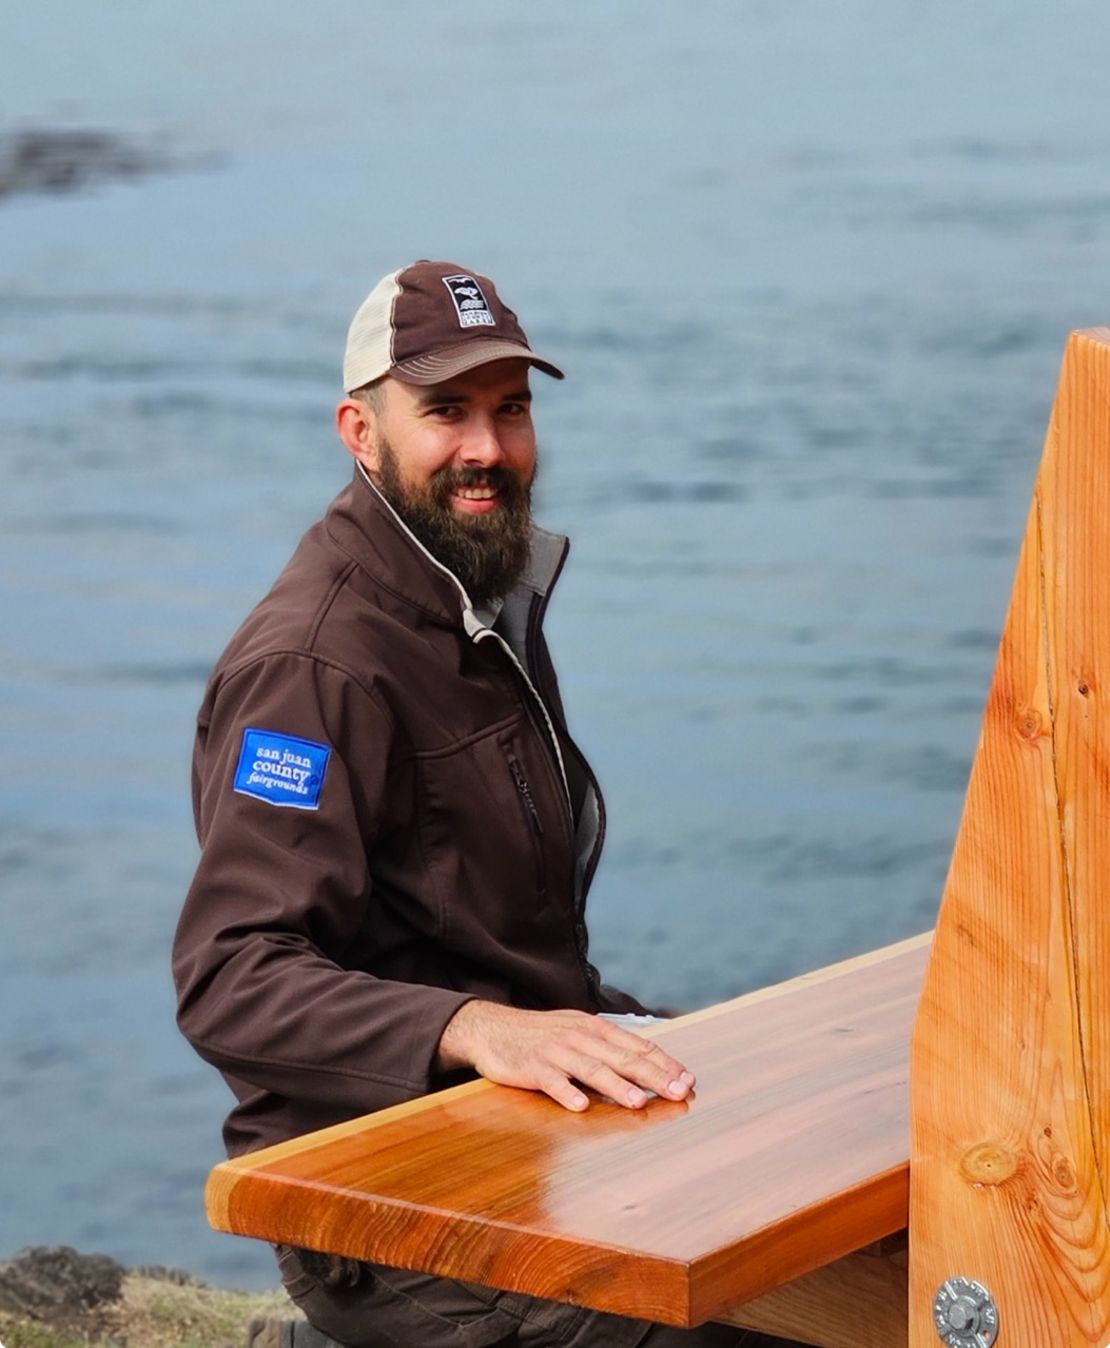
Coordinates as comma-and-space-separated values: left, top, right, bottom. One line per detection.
208, 933, 928, 1327
909, 328, 1110, 1345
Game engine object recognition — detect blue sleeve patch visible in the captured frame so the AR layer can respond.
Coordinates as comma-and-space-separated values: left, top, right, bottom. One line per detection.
233, 728, 331, 810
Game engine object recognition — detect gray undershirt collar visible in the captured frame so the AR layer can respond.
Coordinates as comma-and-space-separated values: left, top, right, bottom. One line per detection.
471, 596, 505, 630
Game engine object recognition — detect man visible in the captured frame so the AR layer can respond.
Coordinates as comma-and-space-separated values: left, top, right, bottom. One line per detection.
173, 261, 801, 1348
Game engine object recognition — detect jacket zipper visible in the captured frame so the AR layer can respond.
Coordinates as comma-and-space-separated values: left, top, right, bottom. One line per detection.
521, 589, 606, 1003
508, 756, 544, 836
508, 755, 547, 899
521, 580, 604, 914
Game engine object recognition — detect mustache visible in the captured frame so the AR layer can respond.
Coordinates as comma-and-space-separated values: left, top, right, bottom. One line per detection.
432, 465, 520, 491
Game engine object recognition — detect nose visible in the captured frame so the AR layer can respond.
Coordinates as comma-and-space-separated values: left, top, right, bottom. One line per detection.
458, 414, 506, 468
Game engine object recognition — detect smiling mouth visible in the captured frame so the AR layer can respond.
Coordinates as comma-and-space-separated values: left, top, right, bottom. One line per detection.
436, 466, 523, 515
454, 485, 500, 501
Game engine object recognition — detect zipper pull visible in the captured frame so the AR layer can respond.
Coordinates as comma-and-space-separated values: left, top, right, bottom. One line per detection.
509, 757, 544, 835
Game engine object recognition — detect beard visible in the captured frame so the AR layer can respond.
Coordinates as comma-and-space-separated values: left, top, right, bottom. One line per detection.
374, 440, 535, 607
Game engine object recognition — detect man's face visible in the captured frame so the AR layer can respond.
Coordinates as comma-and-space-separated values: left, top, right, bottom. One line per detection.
355, 359, 538, 604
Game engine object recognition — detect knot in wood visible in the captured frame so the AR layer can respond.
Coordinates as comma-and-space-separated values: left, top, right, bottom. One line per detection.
1015, 707, 1042, 740
1053, 1157, 1076, 1191
960, 1142, 1018, 1186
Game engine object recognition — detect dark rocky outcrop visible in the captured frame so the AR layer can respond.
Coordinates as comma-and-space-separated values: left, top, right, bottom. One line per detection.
0, 127, 196, 202
0, 1246, 298, 1347
0, 1244, 125, 1324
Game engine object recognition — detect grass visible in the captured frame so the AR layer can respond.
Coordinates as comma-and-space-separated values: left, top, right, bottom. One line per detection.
0, 1271, 301, 1348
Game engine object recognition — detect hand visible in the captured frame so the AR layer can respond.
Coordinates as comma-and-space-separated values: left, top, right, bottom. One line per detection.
436, 1000, 695, 1112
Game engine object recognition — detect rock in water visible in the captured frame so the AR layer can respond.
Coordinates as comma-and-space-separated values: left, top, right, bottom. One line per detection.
0, 127, 186, 202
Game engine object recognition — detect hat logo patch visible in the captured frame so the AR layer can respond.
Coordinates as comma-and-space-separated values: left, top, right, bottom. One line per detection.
442, 274, 496, 328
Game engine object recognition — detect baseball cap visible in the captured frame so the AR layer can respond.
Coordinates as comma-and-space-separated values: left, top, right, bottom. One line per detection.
343, 259, 565, 392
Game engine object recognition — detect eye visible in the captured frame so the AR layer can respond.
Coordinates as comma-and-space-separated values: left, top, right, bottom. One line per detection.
426, 403, 463, 420
500, 401, 530, 419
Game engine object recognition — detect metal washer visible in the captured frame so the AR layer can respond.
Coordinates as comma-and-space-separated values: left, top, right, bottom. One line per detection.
932, 1277, 999, 1347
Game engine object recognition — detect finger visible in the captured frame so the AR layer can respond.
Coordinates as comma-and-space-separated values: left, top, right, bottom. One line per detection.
588, 1030, 695, 1100
537, 1067, 589, 1113
568, 1054, 651, 1109
592, 1020, 692, 1076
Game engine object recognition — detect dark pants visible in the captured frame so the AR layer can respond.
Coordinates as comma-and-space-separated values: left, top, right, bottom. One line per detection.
274, 1246, 808, 1348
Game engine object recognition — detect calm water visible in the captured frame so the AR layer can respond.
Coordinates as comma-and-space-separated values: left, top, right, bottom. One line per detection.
3, 0, 1110, 1287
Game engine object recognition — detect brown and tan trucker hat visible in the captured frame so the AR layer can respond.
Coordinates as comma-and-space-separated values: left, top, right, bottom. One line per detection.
343, 259, 564, 392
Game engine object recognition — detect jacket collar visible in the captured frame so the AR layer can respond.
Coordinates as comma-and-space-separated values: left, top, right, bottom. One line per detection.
325, 465, 569, 629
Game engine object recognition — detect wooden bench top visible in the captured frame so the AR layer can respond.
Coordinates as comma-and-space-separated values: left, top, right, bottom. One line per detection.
207, 931, 930, 1328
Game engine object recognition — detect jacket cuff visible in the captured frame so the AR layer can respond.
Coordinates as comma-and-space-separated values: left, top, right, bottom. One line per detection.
406, 988, 480, 1090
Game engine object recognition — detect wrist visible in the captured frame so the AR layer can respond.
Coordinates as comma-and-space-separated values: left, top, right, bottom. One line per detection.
436, 998, 488, 1071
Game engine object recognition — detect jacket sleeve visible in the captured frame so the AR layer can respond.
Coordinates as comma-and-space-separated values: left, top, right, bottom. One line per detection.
172, 650, 473, 1114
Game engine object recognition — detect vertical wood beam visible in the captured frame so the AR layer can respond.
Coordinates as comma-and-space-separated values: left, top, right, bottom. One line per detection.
909, 329, 1110, 1345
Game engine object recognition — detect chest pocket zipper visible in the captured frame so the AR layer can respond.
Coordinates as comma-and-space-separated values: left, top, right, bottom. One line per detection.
508, 755, 547, 899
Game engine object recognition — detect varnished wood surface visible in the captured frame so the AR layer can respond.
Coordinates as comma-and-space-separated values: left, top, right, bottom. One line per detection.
208, 932, 929, 1327
910, 329, 1110, 1345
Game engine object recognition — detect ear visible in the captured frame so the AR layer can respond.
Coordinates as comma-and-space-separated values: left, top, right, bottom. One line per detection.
335, 398, 381, 474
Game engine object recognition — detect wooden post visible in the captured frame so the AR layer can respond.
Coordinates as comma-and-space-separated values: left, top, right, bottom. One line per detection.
909, 329, 1110, 1345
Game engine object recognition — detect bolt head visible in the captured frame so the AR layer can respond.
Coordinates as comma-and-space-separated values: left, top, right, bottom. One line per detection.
947, 1300, 979, 1333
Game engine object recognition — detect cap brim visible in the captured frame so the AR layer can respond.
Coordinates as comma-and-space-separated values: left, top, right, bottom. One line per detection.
390, 338, 564, 385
